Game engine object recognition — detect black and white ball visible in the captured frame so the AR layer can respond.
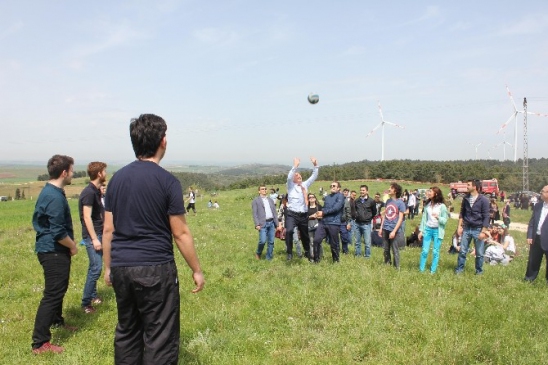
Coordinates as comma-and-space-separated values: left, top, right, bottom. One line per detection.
307, 93, 319, 104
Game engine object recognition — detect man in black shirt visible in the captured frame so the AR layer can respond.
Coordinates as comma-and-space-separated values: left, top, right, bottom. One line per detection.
78, 161, 107, 314
103, 114, 205, 364
354, 185, 377, 257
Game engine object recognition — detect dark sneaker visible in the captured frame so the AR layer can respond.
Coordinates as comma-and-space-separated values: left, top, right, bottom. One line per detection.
91, 297, 103, 305
83, 306, 96, 314
32, 342, 64, 355
287, 254, 293, 261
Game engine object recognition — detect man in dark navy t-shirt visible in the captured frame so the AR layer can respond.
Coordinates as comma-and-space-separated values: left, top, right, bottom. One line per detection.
78, 161, 107, 314
103, 114, 205, 365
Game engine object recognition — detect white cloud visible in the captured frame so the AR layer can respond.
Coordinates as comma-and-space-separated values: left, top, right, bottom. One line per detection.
398, 5, 443, 28
192, 27, 240, 46
0, 21, 24, 39
497, 14, 548, 36
341, 45, 366, 56
70, 21, 149, 59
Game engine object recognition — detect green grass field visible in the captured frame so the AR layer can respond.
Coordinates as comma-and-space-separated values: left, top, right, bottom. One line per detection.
1, 181, 547, 365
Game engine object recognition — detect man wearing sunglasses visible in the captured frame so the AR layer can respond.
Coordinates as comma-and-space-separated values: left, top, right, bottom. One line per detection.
313, 181, 345, 263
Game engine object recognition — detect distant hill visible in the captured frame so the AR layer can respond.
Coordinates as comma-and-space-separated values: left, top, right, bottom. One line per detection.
216, 164, 290, 176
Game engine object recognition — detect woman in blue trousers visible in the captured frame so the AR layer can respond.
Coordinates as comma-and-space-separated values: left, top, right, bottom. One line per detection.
418, 187, 449, 274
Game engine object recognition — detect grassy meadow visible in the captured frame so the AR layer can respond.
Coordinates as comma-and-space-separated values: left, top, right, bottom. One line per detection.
1, 180, 547, 364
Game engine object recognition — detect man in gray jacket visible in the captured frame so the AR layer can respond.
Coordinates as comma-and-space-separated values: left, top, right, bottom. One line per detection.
252, 185, 281, 260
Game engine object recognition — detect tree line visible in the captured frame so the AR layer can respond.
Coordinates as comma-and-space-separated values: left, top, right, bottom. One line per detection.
224, 158, 548, 193
32, 159, 545, 195
37, 170, 87, 181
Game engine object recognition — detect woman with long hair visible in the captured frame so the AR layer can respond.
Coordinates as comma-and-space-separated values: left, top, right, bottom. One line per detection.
485, 224, 515, 265
418, 187, 449, 274
307, 193, 323, 258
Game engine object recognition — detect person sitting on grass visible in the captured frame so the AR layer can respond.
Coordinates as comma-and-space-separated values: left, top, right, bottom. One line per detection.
485, 224, 515, 265
448, 228, 461, 254
407, 225, 421, 247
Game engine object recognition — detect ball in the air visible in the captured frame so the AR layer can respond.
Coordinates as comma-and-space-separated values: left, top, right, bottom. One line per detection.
308, 93, 319, 104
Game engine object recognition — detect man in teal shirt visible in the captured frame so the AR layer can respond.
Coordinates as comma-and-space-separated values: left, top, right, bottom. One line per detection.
31, 155, 78, 355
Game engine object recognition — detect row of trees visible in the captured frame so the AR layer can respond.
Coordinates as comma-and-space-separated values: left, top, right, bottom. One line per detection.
37, 171, 87, 181
30, 159, 542, 195
224, 158, 548, 193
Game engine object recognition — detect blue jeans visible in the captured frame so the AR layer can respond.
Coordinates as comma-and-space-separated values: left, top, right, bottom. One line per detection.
350, 220, 358, 246
456, 226, 485, 274
354, 222, 372, 257
82, 236, 103, 307
420, 226, 441, 273
256, 220, 276, 260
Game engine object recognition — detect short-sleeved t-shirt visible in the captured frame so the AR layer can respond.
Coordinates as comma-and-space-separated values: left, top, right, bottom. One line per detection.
382, 198, 407, 233
105, 160, 186, 267
78, 182, 104, 239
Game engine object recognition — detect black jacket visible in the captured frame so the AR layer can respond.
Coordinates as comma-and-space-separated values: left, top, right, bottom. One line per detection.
353, 196, 377, 223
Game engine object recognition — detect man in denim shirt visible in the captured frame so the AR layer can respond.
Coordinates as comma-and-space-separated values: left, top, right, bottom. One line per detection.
78, 161, 107, 313
313, 181, 345, 263
31, 155, 78, 355
455, 179, 491, 275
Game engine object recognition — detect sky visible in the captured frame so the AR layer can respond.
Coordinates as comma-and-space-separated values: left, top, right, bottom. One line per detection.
1, 0, 548, 168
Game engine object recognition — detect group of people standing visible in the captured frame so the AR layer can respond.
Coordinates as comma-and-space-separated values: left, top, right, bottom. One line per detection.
252, 169, 548, 282
251, 158, 452, 273
30, 114, 204, 364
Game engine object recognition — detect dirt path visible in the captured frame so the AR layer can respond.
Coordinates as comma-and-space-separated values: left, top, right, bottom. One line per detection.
449, 213, 527, 233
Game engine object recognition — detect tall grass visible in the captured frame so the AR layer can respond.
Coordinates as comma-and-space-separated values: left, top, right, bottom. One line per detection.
1, 181, 547, 365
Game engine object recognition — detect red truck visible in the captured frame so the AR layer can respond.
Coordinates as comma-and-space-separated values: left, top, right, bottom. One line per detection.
450, 179, 499, 198
481, 178, 499, 197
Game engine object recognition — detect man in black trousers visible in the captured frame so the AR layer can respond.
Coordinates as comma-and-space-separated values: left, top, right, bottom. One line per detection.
524, 185, 548, 282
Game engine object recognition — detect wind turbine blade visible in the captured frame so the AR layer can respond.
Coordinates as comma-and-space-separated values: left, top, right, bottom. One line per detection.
526, 111, 548, 117
377, 101, 385, 122
496, 113, 516, 134
366, 123, 382, 138
384, 121, 405, 129
506, 84, 518, 113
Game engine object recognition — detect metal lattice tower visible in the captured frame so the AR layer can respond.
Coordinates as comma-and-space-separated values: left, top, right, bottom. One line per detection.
523, 97, 529, 191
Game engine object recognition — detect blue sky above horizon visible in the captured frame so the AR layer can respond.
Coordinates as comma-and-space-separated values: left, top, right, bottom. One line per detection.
2, 0, 548, 168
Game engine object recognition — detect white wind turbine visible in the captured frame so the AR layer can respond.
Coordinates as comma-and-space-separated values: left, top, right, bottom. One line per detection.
495, 131, 513, 161
468, 142, 482, 160
496, 85, 548, 162
366, 100, 405, 161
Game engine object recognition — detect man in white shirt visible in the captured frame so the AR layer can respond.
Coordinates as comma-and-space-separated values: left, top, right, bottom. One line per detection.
285, 157, 319, 260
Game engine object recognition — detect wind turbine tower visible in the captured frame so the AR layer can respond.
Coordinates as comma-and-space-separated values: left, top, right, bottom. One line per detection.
523, 98, 529, 191
366, 101, 405, 161
497, 85, 548, 162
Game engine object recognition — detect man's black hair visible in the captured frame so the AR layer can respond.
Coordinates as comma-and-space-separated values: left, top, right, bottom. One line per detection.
130, 114, 167, 159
